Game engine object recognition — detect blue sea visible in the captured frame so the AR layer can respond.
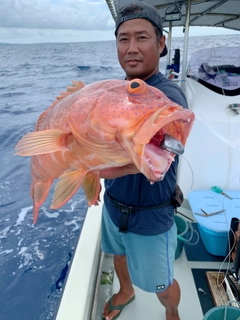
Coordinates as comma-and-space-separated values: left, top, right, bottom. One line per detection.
0, 34, 240, 320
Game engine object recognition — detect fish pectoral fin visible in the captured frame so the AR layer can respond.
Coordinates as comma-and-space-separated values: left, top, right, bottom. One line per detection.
51, 169, 87, 209
82, 171, 101, 206
32, 180, 52, 224
15, 129, 72, 156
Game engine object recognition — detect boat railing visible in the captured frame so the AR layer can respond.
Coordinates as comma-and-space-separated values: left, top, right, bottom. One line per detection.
55, 183, 105, 320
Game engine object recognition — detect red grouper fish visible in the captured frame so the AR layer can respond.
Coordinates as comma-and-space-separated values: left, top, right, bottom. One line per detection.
15, 79, 195, 223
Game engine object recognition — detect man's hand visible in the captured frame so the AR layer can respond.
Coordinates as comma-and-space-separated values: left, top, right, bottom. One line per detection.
100, 163, 139, 179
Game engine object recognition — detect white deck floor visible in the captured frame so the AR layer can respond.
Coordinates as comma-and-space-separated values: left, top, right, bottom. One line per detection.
96, 204, 233, 320
55, 196, 234, 320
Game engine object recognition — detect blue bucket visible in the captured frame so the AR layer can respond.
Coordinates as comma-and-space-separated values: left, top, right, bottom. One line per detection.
203, 305, 240, 319
174, 215, 188, 259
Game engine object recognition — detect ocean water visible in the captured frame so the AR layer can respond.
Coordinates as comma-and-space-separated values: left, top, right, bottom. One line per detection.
0, 34, 240, 320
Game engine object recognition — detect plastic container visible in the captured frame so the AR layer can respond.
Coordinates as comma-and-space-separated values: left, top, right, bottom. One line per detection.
203, 305, 240, 319
188, 190, 240, 256
198, 224, 228, 256
174, 215, 188, 259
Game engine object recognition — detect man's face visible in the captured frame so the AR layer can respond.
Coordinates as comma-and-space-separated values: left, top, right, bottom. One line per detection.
116, 18, 165, 80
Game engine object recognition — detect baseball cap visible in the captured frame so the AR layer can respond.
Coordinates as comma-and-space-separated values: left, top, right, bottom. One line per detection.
115, 1, 168, 58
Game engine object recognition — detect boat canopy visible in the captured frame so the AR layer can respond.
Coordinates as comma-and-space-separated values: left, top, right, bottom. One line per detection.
105, 0, 240, 92
106, 0, 240, 32
187, 46, 240, 96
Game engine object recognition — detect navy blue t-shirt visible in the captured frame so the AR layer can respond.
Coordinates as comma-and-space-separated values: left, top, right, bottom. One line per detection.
104, 72, 188, 235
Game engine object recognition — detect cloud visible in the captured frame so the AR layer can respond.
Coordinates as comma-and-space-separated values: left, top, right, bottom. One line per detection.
0, 27, 115, 43
1, 0, 114, 31
1, 0, 237, 44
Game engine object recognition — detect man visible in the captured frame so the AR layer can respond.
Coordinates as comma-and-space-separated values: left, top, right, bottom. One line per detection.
100, 2, 188, 320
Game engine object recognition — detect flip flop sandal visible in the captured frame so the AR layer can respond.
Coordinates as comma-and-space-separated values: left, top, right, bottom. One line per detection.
102, 294, 135, 320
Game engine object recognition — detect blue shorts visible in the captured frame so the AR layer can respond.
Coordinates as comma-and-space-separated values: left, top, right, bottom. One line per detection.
101, 204, 177, 293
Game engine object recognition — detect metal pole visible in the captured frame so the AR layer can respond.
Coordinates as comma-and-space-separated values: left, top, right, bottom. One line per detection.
181, 0, 191, 92
164, 21, 172, 78
167, 21, 172, 67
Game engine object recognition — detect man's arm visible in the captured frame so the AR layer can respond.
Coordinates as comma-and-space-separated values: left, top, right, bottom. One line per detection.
99, 163, 139, 179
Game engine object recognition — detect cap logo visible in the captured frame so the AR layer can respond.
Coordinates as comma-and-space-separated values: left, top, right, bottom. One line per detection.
121, 12, 142, 23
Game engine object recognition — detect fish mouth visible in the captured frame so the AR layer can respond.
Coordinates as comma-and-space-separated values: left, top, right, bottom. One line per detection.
133, 107, 195, 182
143, 134, 179, 182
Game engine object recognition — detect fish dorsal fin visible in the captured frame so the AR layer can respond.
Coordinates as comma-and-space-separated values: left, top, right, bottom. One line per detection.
15, 129, 71, 156
82, 172, 101, 205
55, 80, 85, 102
50, 169, 87, 209
35, 80, 85, 131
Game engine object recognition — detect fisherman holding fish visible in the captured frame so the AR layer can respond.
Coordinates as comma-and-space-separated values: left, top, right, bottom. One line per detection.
100, 2, 188, 320
15, 2, 193, 319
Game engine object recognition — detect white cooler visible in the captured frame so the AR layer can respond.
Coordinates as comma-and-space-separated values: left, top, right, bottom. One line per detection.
188, 190, 240, 256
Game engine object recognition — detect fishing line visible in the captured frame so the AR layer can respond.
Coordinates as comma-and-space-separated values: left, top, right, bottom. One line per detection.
215, 172, 240, 288
179, 46, 240, 283
179, 153, 240, 288
179, 154, 195, 192
216, 226, 236, 287
210, 49, 240, 288
223, 300, 240, 320
211, 46, 240, 189
177, 46, 240, 304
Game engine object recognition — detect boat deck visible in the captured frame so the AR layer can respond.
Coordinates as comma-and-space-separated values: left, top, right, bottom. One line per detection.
96, 204, 232, 320
55, 196, 234, 320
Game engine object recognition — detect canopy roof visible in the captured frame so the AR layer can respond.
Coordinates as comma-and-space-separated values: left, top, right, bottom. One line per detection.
106, 0, 240, 31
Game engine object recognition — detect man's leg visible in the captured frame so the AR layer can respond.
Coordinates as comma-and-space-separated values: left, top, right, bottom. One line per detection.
156, 278, 180, 320
102, 254, 135, 320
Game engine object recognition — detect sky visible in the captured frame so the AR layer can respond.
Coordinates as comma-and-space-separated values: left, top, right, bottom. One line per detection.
0, 0, 238, 44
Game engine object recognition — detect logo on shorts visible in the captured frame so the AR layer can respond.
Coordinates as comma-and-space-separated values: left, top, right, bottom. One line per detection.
156, 284, 165, 290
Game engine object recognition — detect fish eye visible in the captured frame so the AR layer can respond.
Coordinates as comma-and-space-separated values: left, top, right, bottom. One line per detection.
128, 79, 147, 94
130, 81, 141, 89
